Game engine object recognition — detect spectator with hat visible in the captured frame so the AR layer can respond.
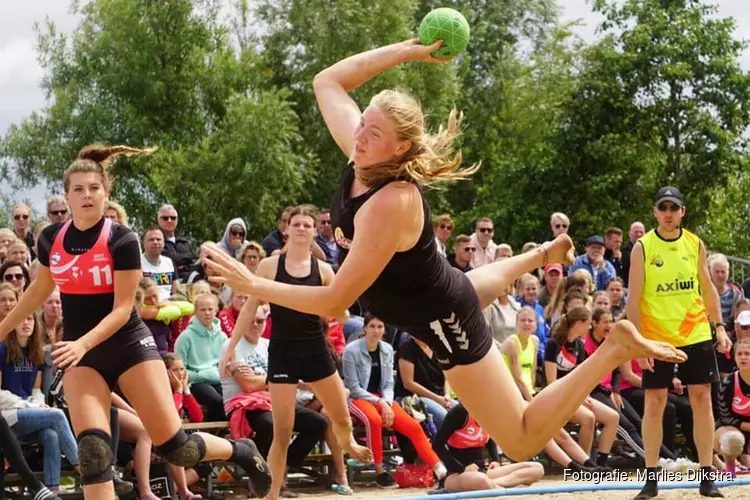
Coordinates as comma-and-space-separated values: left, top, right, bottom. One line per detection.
538, 264, 563, 308
569, 236, 616, 291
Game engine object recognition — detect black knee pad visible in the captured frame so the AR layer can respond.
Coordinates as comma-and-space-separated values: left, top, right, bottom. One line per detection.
77, 429, 114, 485
156, 430, 206, 468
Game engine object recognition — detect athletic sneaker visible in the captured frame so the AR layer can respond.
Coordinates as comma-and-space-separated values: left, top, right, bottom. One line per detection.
375, 472, 398, 489
231, 438, 272, 497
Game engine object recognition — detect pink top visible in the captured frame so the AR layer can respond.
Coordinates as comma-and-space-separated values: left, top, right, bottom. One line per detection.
583, 335, 612, 391
620, 359, 642, 391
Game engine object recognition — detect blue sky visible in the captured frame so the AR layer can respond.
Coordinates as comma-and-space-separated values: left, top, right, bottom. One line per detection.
1, 0, 748, 213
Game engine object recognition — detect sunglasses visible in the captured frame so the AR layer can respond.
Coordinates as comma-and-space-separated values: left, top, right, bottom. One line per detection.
657, 203, 681, 213
160, 215, 177, 221
3, 274, 24, 282
319, 220, 332, 226
477, 227, 493, 234
739, 325, 750, 330
230, 230, 246, 238
440, 224, 453, 231
555, 224, 568, 229
13, 214, 29, 221
464, 247, 477, 252
49, 210, 67, 216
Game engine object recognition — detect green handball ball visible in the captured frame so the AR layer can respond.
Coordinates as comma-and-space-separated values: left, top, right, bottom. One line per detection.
418, 8, 470, 59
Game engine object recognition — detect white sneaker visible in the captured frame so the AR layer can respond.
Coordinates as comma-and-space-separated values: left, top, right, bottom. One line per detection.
659, 458, 679, 472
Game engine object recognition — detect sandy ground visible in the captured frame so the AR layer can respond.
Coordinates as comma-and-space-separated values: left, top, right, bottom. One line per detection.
218, 473, 750, 499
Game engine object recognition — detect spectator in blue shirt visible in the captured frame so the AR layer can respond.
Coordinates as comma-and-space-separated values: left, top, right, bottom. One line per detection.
314, 209, 339, 266
569, 236, 616, 291
515, 274, 550, 364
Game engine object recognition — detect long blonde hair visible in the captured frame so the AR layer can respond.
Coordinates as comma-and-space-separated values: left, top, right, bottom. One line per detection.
356, 90, 479, 186
64, 144, 157, 192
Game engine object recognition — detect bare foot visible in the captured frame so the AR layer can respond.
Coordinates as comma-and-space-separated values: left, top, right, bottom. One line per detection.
542, 235, 575, 267
332, 424, 373, 463
606, 320, 687, 363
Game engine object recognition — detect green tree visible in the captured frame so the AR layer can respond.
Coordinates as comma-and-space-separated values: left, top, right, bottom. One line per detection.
1, 0, 310, 241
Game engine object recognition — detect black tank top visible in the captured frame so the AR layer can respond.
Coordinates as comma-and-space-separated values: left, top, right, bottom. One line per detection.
269, 253, 326, 343
330, 164, 460, 327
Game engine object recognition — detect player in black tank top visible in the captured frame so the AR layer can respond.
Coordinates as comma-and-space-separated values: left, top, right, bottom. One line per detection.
220, 207, 372, 497
204, 41, 686, 462
0, 145, 271, 499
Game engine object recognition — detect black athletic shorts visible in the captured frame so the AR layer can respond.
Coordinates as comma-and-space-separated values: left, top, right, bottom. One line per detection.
73, 325, 163, 389
400, 272, 494, 370
267, 338, 337, 384
642, 340, 719, 389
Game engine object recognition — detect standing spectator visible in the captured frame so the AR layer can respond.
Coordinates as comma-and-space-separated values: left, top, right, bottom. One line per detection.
218, 218, 249, 259
469, 217, 496, 268
604, 227, 624, 279
515, 274, 550, 364
46, 196, 69, 224
569, 236, 616, 291
550, 213, 570, 238
158, 204, 198, 282
141, 227, 177, 300
538, 264, 563, 308
447, 235, 474, 273
432, 214, 453, 258
262, 206, 293, 256
495, 244, 513, 261
315, 209, 339, 266
11, 203, 34, 260
709, 253, 743, 376
104, 201, 129, 226
240, 242, 266, 274
621, 221, 645, 287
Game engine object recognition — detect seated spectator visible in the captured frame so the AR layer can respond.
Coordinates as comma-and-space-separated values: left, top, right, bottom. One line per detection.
538, 264, 562, 308
544, 272, 591, 324
606, 277, 627, 318
240, 241, 266, 274
432, 402, 544, 493
262, 207, 292, 256
158, 204, 198, 282
218, 290, 248, 337
104, 200, 129, 226
325, 316, 347, 357
0, 313, 79, 492
343, 314, 446, 489
220, 305, 328, 498
591, 291, 611, 312
175, 293, 227, 421
547, 285, 589, 327
141, 227, 178, 300
715, 339, 750, 477
0, 283, 18, 322
138, 277, 193, 356
544, 307, 618, 465
164, 353, 204, 499
569, 236, 616, 291
32, 221, 50, 259
515, 274, 549, 364
604, 227, 624, 278
0, 228, 17, 265
395, 335, 456, 429
218, 218, 249, 259
482, 285, 520, 344
315, 209, 339, 266
447, 234, 474, 273
432, 214, 453, 258
1, 260, 30, 294
495, 243, 513, 261
6, 239, 30, 268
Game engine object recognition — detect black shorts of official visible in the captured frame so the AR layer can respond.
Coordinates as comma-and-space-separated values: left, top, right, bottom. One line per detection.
402, 271, 494, 370
642, 340, 719, 389
267, 338, 337, 384
72, 326, 163, 390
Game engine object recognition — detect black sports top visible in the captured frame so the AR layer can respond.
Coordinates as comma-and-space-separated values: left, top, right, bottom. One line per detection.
37, 218, 143, 341
330, 164, 460, 327
269, 253, 326, 344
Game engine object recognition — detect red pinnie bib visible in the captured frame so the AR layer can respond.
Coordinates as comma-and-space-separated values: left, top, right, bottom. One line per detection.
447, 415, 490, 450
49, 218, 115, 295
733, 371, 750, 418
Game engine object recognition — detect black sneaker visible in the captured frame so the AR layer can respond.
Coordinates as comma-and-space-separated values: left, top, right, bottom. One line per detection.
231, 438, 272, 497
375, 472, 399, 489
113, 471, 134, 496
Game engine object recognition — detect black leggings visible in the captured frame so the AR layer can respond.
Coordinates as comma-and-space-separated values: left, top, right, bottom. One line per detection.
244, 407, 327, 467
592, 388, 676, 460
621, 388, 697, 458
0, 413, 48, 495
192, 384, 225, 422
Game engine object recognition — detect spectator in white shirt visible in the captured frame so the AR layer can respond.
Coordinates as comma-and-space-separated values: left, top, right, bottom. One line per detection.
141, 227, 177, 300
469, 217, 497, 268
432, 214, 453, 258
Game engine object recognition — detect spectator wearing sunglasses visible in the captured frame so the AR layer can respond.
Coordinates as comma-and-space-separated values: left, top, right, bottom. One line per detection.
10, 203, 35, 261
46, 195, 69, 224
0, 260, 30, 294
432, 214, 454, 258
315, 208, 339, 266
469, 217, 497, 268
447, 235, 474, 273
158, 204, 199, 282
550, 212, 570, 238
141, 227, 178, 301
219, 218, 249, 259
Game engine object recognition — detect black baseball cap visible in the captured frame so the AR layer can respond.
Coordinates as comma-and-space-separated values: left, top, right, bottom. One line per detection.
586, 235, 605, 247
654, 186, 683, 207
